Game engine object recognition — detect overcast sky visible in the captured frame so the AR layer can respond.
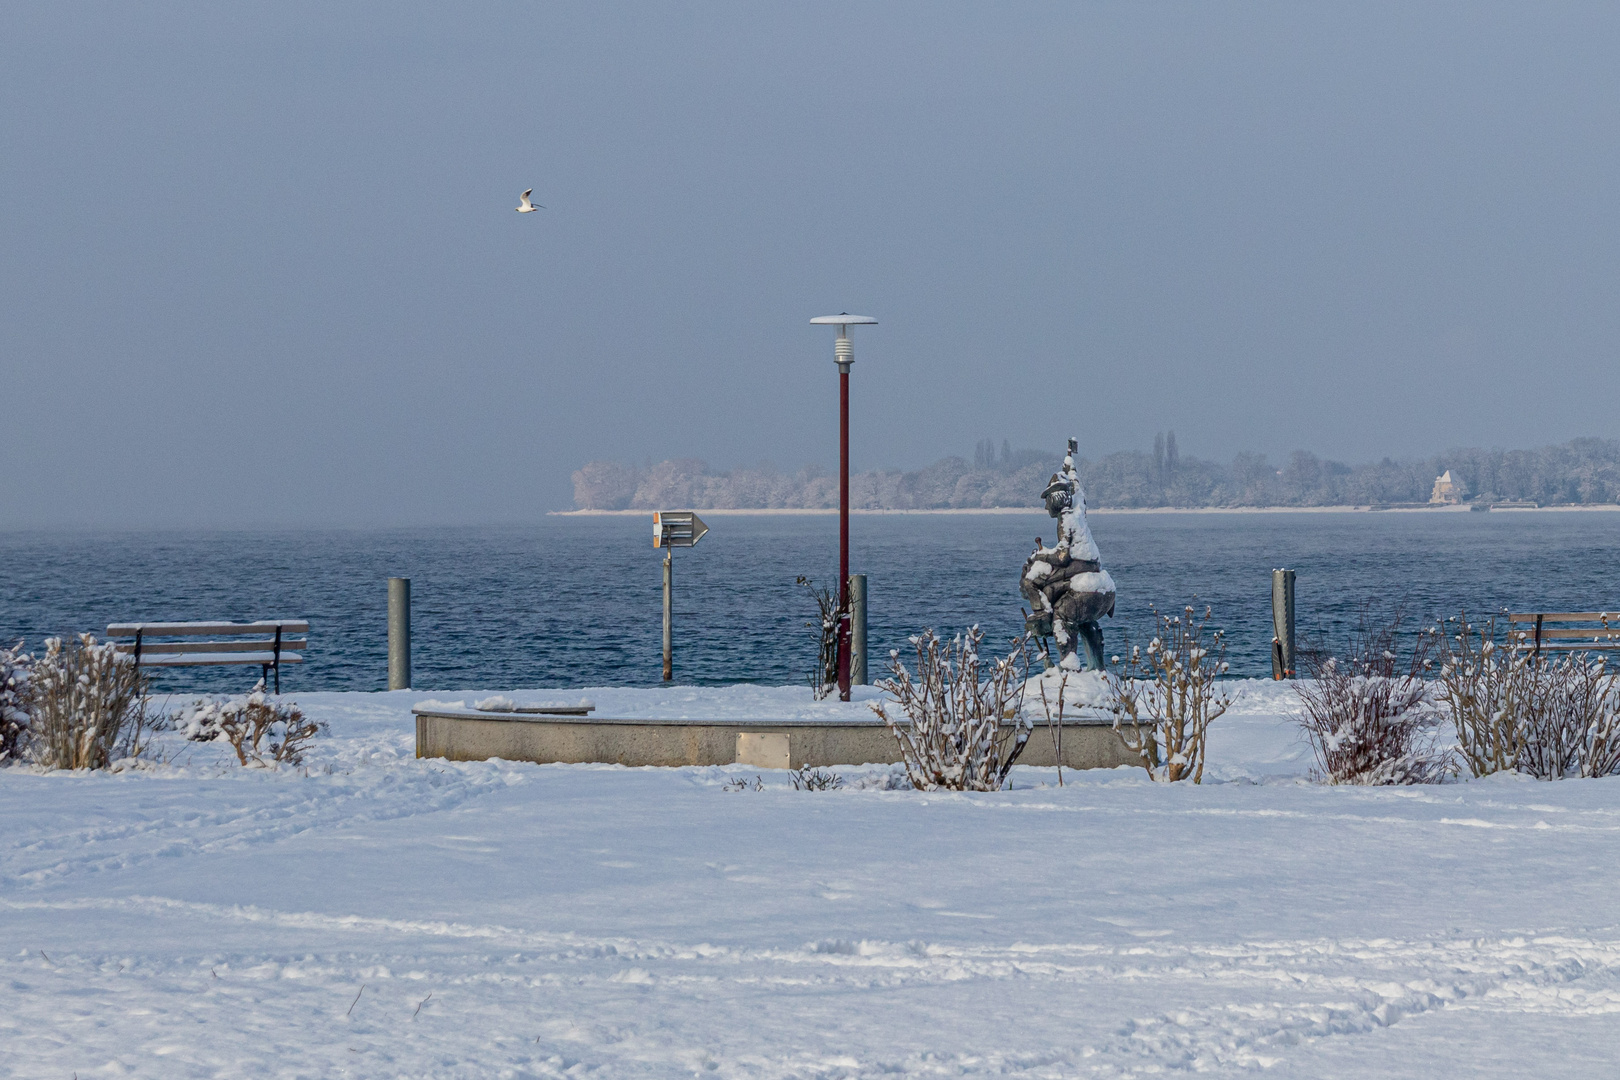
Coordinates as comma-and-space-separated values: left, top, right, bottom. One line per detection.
4, 2, 1617, 526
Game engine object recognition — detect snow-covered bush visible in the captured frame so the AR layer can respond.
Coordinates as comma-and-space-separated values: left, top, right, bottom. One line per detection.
26, 634, 152, 770
179, 683, 324, 766
873, 627, 1031, 791
1432, 614, 1620, 780
1, 640, 32, 762
796, 576, 844, 700
1295, 611, 1446, 784
1107, 605, 1231, 783
1432, 615, 1523, 777
1514, 655, 1620, 779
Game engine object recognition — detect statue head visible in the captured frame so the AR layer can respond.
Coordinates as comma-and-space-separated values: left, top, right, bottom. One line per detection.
1041, 473, 1072, 518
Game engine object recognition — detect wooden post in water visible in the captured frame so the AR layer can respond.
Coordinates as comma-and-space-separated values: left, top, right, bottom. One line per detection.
662, 549, 673, 682
388, 577, 412, 690
1271, 568, 1296, 680
848, 574, 868, 686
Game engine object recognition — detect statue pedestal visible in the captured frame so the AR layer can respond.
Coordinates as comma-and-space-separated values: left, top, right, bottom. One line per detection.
1021, 668, 1113, 719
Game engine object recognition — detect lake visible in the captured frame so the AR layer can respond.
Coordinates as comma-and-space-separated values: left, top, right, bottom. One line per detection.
2, 510, 1616, 693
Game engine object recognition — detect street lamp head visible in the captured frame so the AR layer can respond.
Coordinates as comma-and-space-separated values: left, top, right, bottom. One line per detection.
811, 313, 877, 372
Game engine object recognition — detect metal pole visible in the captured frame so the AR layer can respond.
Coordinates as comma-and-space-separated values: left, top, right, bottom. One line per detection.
848, 573, 867, 686
387, 577, 411, 690
837, 342, 851, 700
1271, 568, 1296, 679
662, 550, 673, 682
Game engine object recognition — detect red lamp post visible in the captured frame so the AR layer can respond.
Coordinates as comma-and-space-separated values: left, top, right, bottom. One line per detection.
810, 313, 877, 701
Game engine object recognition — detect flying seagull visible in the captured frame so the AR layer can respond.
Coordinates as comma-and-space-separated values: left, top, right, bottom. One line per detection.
515, 189, 544, 213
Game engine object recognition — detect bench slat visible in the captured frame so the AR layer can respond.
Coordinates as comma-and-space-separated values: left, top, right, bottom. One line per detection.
106, 621, 310, 637
114, 640, 307, 656
1507, 613, 1620, 624
136, 652, 304, 667
1508, 642, 1620, 652
1506, 628, 1620, 641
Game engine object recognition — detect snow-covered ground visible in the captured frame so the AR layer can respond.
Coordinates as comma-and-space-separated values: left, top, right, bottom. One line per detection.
3, 680, 1619, 1078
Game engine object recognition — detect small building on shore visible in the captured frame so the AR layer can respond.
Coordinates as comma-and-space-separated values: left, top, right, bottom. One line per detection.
1429, 470, 1462, 505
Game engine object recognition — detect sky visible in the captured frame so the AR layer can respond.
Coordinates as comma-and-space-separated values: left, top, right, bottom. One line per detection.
3, 2, 1618, 526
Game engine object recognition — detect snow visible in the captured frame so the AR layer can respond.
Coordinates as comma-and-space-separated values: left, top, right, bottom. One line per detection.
4, 679, 1620, 1078
1022, 668, 1115, 712
1067, 569, 1115, 597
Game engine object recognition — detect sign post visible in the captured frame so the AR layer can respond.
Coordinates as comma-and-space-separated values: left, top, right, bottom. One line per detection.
654, 511, 709, 681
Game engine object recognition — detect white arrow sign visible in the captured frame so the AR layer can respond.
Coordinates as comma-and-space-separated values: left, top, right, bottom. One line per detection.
653, 511, 709, 548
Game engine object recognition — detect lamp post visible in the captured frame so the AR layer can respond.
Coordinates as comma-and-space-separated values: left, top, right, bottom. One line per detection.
810, 312, 877, 701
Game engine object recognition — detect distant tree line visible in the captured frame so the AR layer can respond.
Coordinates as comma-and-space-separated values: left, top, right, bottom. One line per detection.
571, 435, 1620, 510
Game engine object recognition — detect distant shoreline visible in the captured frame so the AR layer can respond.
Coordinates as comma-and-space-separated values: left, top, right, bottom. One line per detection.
553, 504, 1620, 517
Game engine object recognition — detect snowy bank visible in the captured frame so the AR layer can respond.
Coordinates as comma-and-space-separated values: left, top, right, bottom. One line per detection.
3, 680, 1619, 1078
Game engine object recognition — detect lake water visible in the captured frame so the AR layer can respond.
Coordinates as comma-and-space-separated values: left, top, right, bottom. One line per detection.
2, 511, 1616, 694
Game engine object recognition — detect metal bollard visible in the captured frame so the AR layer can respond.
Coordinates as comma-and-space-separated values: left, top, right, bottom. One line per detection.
1271, 568, 1296, 680
662, 551, 673, 682
848, 574, 868, 685
388, 577, 412, 690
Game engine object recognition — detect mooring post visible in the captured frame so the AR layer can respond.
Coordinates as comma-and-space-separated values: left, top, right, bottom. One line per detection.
388, 577, 412, 690
848, 574, 868, 685
1271, 568, 1296, 680
662, 549, 673, 682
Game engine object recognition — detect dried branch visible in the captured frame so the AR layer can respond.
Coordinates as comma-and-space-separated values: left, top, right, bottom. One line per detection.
796, 576, 846, 700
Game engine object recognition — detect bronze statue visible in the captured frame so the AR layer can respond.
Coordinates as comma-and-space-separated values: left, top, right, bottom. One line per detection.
1020, 438, 1115, 670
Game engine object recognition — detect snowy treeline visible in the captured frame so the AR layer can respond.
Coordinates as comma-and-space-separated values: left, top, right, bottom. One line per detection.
573, 436, 1620, 510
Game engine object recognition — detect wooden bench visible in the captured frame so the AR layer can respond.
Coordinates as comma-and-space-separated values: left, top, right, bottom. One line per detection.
1507, 613, 1620, 657
105, 621, 309, 692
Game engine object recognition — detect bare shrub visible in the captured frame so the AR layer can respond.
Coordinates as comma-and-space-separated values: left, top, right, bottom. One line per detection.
796, 576, 846, 700
1584, 680, 1620, 779
1, 640, 32, 762
1295, 609, 1446, 784
722, 775, 764, 792
1513, 655, 1616, 779
1107, 605, 1231, 783
1432, 613, 1620, 780
180, 682, 324, 766
1432, 614, 1524, 777
26, 634, 152, 770
790, 766, 844, 791
873, 627, 1031, 791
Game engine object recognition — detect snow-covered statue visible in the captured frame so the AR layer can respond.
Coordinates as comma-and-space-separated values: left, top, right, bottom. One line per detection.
1021, 438, 1116, 671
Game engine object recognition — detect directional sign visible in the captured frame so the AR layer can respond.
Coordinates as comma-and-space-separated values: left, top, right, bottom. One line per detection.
653, 511, 709, 548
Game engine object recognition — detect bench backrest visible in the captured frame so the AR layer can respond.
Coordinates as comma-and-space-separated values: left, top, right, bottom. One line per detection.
1507, 613, 1620, 654
104, 621, 310, 667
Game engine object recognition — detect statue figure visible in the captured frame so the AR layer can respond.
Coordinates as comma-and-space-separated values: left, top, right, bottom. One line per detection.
1020, 438, 1115, 671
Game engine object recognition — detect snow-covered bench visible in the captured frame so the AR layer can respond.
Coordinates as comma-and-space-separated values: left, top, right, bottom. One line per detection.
1507, 612, 1620, 657
105, 620, 309, 692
